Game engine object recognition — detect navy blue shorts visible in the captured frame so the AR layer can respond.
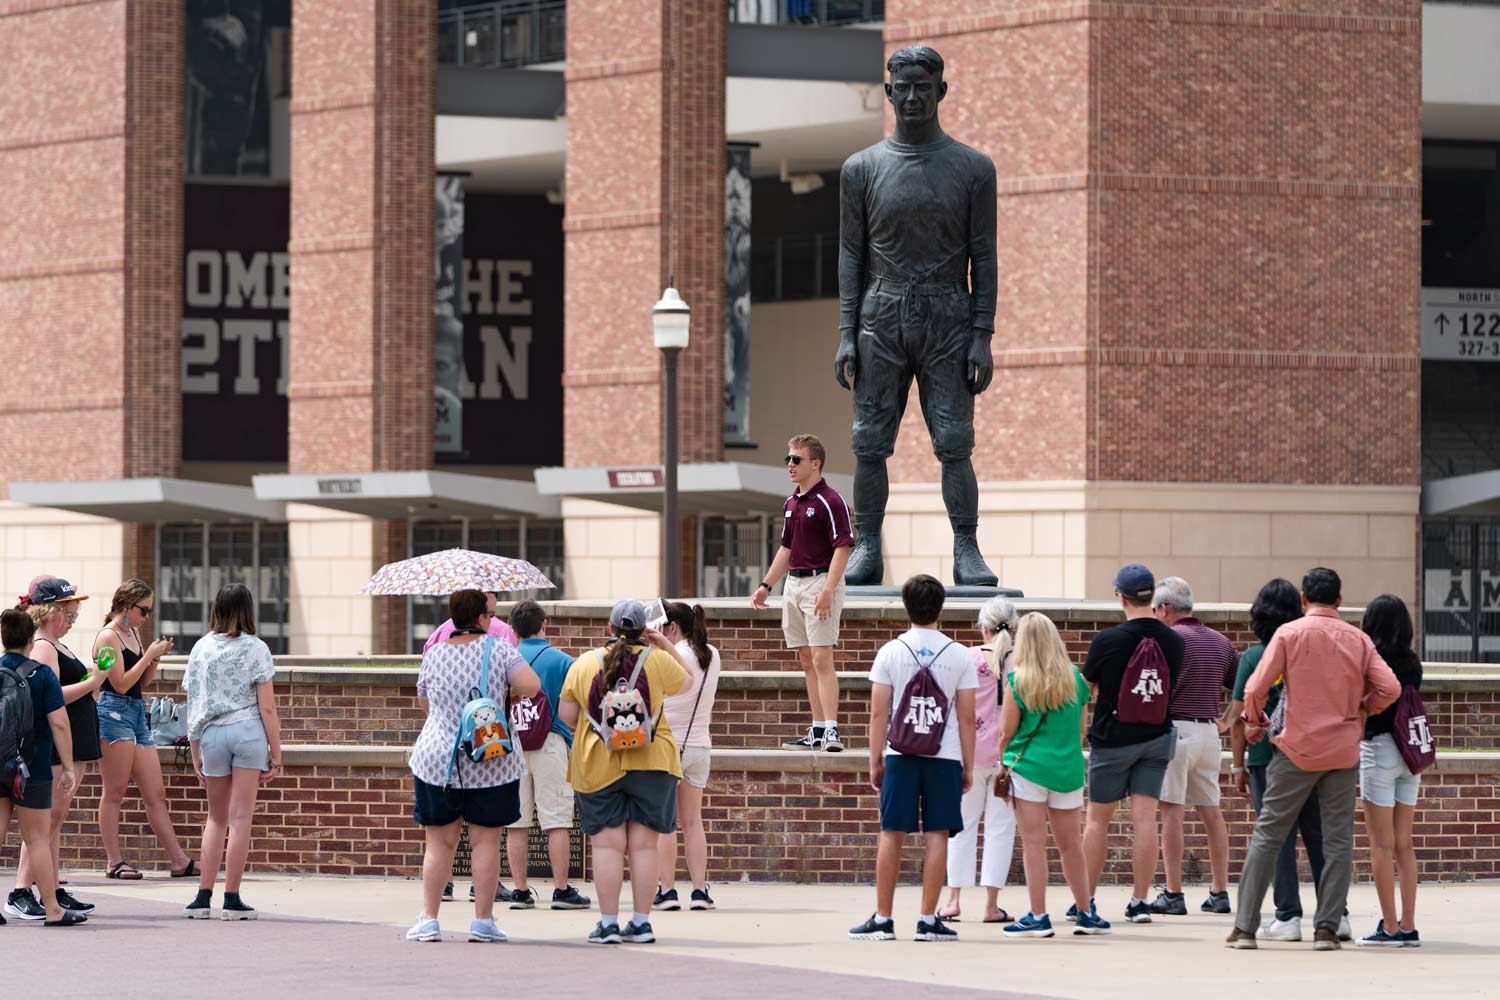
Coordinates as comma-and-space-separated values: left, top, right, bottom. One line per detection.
413, 776, 521, 828
878, 754, 963, 834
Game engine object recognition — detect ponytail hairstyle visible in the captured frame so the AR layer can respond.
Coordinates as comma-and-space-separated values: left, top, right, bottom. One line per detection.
664, 601, 711, 672
976, 596, 1019, 675
601, 628, 643, 690
105, 578, 153, 625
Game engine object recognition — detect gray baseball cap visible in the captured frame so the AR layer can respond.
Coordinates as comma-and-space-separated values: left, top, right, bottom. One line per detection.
609, 599, 647, 632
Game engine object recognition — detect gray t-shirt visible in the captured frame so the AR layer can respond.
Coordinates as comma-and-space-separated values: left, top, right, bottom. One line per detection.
182, 632, 275, 739
838, 133, 998, 334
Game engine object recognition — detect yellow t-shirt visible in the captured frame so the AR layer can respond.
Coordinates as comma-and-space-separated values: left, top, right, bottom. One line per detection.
561, 644, 684, 793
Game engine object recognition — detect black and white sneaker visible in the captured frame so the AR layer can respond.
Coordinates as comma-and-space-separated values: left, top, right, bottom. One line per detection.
653, 886, 681, 911
1201, 891, 1231, 914
5, 888, 46, 921
184, 890, 213, 919
1357, 920, 1404, 947
1124, 899, 1154, 924
848, 914, 896, 940
1065, 898, 1096, 922
690, 887, 715, 910
588, 921, 622, 945
508, 888, 536, 910
821, 725, 845, 752
220, 893, 257, 920
914, 916, 958, 942
1148, 890, 1186, 916
443, 881, 455, 902
551, 885, 592, 910
782, 726, 822, 750
469, 882, 514, 903
56, 888, 95, 914
621, 920, 656, 943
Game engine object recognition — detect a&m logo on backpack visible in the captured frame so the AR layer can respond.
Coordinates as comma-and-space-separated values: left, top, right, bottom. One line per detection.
902, 695, 945, 735
1130, 667, 1165, 703
1406, 714, 1433, 756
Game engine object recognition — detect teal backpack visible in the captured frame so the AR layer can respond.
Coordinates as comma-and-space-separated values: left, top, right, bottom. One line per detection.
446, 635, 514, 784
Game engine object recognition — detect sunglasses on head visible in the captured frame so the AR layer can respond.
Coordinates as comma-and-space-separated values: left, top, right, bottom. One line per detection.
784, 455, 804, 466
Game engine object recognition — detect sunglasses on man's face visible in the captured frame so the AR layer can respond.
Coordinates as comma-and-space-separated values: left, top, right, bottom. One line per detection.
784, 455, 804, 466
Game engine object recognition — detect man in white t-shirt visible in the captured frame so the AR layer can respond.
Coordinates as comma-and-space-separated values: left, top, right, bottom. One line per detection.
849, 574, 977, 943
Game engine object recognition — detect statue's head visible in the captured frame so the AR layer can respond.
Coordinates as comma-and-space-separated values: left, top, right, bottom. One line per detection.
885, 46, 946, 126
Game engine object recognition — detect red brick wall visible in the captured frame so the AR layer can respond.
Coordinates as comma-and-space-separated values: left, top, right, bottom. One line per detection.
0, 0, 181, 495
881, 1, 1421, 486
287, 0, 434, 474
562, 0, 725, 469
19, 762, 1497, 884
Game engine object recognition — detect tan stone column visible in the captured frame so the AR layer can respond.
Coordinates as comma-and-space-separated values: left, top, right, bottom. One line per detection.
288, 0, 434, 651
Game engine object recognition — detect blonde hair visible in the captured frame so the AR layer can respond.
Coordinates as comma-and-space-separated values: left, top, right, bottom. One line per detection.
786, 433, 826, 467
26, 602, 66, 630
1010, 612, 1078, 712
977, 596, 1018, 674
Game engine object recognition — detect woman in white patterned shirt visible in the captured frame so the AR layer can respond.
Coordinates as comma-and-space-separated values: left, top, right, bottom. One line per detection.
181, 583, 282, 920
406, 589, 540, 944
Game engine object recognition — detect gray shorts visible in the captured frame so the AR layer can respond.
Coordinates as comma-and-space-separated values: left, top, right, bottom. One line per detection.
576, 769, 679, 835
680, 746, 711, 789
1087, 729, 1175, 804
199, 717, 270, 777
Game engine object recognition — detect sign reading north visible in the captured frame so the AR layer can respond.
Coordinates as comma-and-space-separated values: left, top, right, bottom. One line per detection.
1422, 287, 1500, 361
181, 184, 563, 465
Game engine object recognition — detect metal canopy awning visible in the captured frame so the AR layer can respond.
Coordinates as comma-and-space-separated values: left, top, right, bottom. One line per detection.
251, 470, 560, 520
1422, 470, 1500, 517
7, 477, 286, 523
533, 462, 853, 515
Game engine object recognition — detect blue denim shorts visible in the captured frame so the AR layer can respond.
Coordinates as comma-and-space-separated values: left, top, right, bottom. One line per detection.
200, 717, 270, 777
98, 691, 153, 746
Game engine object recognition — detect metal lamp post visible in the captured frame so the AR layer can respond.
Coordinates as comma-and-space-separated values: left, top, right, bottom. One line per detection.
652, 286, 690, 597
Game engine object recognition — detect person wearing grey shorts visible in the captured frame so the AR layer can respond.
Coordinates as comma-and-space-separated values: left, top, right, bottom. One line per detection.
182, 584, 284, 921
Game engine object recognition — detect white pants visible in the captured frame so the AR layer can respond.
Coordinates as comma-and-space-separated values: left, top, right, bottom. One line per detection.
944, 765, 1016, 889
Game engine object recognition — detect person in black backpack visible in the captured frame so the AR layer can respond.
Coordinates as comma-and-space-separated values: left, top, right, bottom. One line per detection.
1079, 564, 1184, 925
848, 575, 977, 944
1356, 595, 1424, 948
1, 607, 85, 927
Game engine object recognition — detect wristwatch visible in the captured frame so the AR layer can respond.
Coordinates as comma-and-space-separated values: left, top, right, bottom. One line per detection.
758, 581, 772, 592
1230, 765, 1246, 775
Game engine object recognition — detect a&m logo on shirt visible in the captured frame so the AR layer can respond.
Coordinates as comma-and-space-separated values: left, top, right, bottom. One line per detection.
805, 508, 816, 517
1130, 668, 1165, 702
903, 696, 945, 734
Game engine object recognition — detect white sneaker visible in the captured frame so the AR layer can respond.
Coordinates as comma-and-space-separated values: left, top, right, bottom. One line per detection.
406, 915, 441, 942
1257, 916, 1302, 941
1337, 915, 1353, 941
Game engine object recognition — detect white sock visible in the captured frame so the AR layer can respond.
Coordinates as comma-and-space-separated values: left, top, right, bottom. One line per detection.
921, 913, 936, 923
1128, 897, 1143, 906
876, 912, 891, 922
632, 911, 649, 926
824, 719, 838, 729
601, 913, 618, 927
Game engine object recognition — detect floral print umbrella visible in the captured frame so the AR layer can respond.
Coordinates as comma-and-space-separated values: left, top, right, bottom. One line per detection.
360, 548, 555, 596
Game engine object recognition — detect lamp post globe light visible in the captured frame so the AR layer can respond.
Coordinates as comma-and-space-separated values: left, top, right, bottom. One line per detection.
652, 286, 690, 597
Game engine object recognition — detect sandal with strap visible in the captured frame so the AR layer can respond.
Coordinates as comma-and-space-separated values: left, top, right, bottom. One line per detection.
106, 861, 143, 880
170, 859, 197, 879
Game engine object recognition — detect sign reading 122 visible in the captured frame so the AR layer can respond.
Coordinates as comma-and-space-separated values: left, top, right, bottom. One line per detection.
1422, 288, 1500, 361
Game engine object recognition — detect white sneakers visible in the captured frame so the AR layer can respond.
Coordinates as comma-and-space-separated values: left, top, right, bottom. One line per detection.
1258, 917, 1302, 941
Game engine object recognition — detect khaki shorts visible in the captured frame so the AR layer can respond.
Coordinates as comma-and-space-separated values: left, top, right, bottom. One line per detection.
680, 746, 712, 789
1159, 719, 1223, 807
508, 731, 575, 830
781, 572, 844, 648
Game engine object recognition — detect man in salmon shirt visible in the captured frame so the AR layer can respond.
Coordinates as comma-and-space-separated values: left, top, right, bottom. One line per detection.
1226, 567, 1399, 952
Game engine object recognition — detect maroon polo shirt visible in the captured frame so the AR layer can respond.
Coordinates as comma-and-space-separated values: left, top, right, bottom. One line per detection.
1168, 617, 1239, 721
780, 477, 854, 571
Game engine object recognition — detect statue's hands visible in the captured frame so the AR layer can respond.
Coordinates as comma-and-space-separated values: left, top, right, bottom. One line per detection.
834, 333, 857, 391
967, 333, 994, 395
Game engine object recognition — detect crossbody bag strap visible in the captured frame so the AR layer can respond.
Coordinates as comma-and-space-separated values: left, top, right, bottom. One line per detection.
682, 650, 710, 745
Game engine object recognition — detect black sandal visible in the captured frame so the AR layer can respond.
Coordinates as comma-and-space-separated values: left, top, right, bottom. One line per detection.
106, 861, 143, 880
170, 860, 197, 879
45, 910, 88, 927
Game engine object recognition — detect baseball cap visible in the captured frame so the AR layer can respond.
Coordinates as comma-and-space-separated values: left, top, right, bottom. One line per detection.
25, 576, 88, 607
1111, 563, 1155, 601
609, 599, 647, 632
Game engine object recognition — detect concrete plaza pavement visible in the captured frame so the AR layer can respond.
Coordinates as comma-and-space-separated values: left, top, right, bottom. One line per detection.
6, 871, 1494, 999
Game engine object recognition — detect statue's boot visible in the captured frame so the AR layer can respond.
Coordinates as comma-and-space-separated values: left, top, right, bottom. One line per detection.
843, 515, 885, 586
952, 524, 999, 587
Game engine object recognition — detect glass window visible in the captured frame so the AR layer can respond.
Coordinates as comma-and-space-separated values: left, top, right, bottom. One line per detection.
157, 522, 289, 653
699, 516, 770, 598
1423, 142, 1500, 289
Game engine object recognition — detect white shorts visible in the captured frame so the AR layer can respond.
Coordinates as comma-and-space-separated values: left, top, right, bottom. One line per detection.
1010, 771, 1084, 810
1159, 719, 1223, 807
680, 746, 712, 789
781, 573, 844, 648
508, 732, 574, 830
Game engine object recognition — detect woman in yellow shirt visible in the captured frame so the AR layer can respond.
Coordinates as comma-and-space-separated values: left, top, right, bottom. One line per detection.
559, 600, 688, 945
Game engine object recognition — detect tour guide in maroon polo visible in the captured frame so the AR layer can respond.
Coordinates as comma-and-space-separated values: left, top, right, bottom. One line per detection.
751, 434, 854, 751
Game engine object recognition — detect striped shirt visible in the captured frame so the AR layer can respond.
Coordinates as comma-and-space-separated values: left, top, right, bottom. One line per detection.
1168, 617, 1238, 721
780, 477, 854, 570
